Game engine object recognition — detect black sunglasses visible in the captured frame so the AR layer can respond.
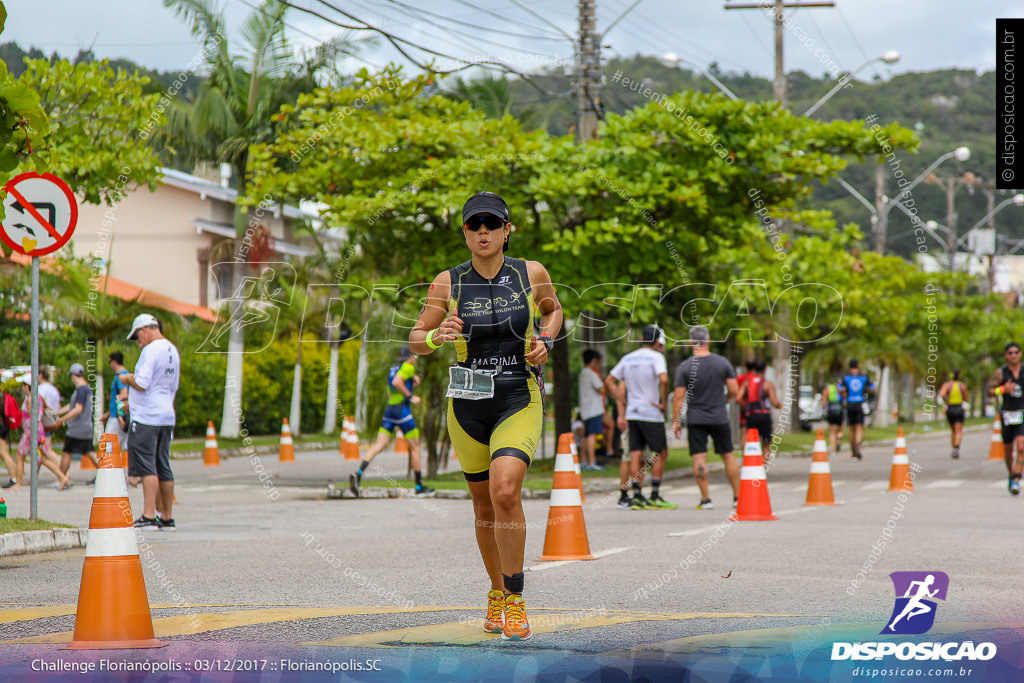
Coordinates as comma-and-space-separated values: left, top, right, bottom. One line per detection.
464, 215, 506, 232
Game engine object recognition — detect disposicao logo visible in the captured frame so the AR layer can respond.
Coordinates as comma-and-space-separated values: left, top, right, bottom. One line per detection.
831, 571, 997, 662
882, 571, 948, 635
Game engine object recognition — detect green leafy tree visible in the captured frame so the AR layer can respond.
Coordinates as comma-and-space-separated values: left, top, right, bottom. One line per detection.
248, 67, 561, 469
20, 58, 164, 205
159, 0, 359, 438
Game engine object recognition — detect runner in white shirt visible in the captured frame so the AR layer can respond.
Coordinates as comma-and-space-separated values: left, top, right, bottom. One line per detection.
122, 314, 181, 531
605, 324, 676, 510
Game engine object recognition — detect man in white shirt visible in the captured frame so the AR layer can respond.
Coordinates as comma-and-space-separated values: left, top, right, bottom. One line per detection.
606, 324, 676, 510
122, 314, 181, 531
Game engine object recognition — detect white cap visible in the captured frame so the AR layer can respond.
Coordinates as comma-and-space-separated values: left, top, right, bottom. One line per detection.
15, 373, 31, 384
128, 313, 159, 340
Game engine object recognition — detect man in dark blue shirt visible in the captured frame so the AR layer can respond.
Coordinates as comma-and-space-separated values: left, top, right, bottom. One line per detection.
840, 359, 875, 460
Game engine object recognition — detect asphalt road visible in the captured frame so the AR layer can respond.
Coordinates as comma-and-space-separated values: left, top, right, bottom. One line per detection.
1, 426, 1022, 682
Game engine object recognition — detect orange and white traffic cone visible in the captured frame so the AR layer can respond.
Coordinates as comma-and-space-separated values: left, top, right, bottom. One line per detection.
203, 421, 220, 466
563, 433, 586, 503
805, 428, 837, 506
989, 415, 1004, 461
279, 418, 295, 463
538, 433, 595, 561
730, 428, 778, 521
341, 416, 360, 460
395, 430, 409, 455
65, 433, 166, 650
888, 428, 913, 491
81, 450, 96, 471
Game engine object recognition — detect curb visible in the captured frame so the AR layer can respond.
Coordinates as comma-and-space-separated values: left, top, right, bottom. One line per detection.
172, 441, 337, 460
0, 528, 88, 557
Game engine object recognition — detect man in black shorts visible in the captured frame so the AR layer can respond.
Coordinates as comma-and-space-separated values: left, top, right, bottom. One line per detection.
671, 325, 741, 510
607, 324, 675, 509
990, 342, 1024, 495
54, 363, 100, 477
123, 314, 181, 530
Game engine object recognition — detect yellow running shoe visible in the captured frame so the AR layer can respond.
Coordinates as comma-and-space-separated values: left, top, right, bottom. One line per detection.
501, 593, 532, 640
483, 589, 504, 634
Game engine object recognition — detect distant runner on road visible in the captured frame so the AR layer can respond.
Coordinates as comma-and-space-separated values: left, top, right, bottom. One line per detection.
840, 359, 875, 461
938, 369, 968, 459
350, 346, 434, 499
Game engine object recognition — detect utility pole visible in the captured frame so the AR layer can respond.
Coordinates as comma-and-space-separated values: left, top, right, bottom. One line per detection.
725, 1, 833, 432
724, 1, 835, 110
874, 164, 887, 253
550, 0, 604, 439
576, 0, 601, 143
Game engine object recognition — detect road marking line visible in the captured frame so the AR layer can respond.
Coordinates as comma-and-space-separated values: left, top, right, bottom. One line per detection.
925, 479, 964, 488
527, 546, 630, 572
1, 606, 472, 644
301, 611, 796, 648
859, 481, 889, 490
667, 505, 819, 536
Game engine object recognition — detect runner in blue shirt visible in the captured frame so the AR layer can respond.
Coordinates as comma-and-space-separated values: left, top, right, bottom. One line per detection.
840, 359, 875, 460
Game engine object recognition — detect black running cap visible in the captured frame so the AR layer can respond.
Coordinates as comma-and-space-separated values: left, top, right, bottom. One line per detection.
642, 324, 665, 345
462, 192, 510, 223
398, 345, 413, 360
849, 358, 859, 368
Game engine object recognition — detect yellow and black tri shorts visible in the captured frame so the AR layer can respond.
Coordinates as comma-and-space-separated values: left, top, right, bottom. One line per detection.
448, 373, 542, 481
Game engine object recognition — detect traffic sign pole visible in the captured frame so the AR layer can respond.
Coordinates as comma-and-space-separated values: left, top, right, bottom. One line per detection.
29, 256, 39, 520
0, 172, 79, 520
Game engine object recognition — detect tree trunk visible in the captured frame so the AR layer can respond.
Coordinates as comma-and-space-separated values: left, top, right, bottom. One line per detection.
289, 341, 302, 436
553, 323, 570, 437
324, 339, 339, 433
773, 337, 796, 433
220, 165, 250, 439
876, 365, 891, 428
355, 334, 369, 435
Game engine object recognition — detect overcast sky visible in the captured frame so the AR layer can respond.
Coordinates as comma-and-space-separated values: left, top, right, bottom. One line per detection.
9, 1, 1022, 81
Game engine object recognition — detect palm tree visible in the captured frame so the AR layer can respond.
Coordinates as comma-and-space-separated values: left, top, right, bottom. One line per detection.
159, 0, 360, 438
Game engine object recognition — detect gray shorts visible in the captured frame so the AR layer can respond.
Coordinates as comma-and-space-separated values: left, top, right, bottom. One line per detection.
128, 421, 174, 480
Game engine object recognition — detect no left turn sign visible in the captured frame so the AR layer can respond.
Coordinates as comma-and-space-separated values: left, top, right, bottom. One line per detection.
1, 172, 78, 257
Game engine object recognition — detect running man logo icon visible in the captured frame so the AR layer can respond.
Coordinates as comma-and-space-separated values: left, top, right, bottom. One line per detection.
881, 571, 949, 635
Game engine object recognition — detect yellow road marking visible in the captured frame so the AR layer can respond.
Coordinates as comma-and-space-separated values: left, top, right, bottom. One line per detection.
2, 606, 475, 644
304, 611, 793, 648
2, 605, 818, 648
0, 606, 78, 623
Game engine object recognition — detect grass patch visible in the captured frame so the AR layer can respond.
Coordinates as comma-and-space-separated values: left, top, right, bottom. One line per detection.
772, 416, 993, 453
0, 518, 75, 534
169, 432, 337, 453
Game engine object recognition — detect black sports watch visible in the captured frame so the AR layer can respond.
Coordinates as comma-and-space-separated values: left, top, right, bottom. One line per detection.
538, 335, 554, 352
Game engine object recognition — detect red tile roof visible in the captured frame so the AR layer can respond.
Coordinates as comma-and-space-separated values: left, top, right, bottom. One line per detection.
2, 252, 217, 322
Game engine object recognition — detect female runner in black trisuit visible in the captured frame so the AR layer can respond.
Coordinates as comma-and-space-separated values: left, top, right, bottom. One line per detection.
410, 192, 562, 641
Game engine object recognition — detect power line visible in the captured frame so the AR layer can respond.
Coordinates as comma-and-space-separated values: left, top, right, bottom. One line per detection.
835, 5, 889, 79
367, 0, 568, 63
381, 0, 567, 42
279, 0, 560, 94
233, 0, 385, 70
806, 10, 845, 75
342, 0, 568, 74
505, 0, 575, 43
738, 12, 772, 57
446, 0, 568, 41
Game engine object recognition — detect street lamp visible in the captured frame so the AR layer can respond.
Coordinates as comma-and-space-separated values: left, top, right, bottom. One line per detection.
831, 146, 966, 253
803, 51, 900, 117
661, 52, 738, 100
955, 193, 1024, 250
